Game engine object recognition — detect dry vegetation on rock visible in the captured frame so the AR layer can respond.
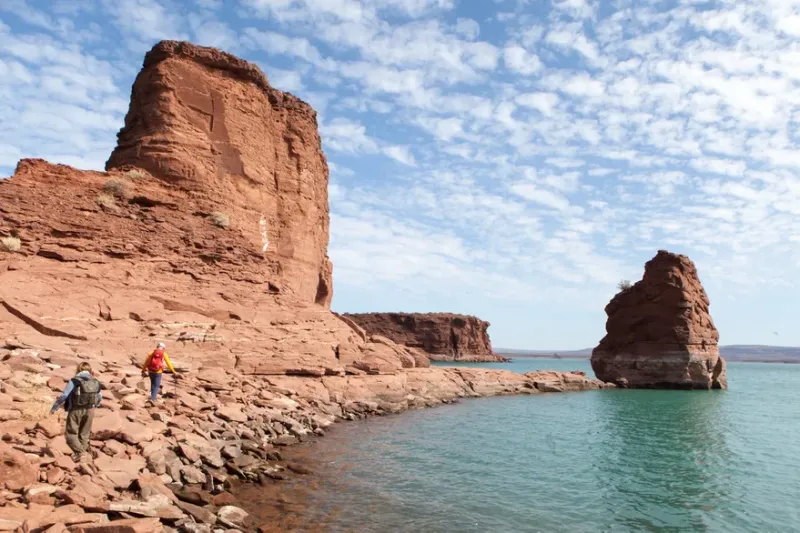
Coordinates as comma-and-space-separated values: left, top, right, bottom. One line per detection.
0, 236, 20, 252
210, 212, 230, 229
102, 178, 130, 200
94, 192, 117, 210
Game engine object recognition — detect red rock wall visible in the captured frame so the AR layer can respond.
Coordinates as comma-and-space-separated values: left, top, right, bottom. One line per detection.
591, 250, 727, 389
344, 313, 506, 362
106, 41, 332, 307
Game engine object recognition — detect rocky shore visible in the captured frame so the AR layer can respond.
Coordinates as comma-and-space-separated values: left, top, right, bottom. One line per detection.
0, 349, 610, 532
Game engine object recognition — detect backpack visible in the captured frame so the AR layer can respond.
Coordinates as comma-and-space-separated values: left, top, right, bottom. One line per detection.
70, 377, 101, 409
148, 349, 165, 373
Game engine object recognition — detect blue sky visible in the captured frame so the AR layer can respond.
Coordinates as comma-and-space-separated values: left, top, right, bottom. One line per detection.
2, 0, 800, 350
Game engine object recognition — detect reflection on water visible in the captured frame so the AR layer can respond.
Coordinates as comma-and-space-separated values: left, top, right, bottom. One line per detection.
236, 362, 800, 532
593, 390, 733, 532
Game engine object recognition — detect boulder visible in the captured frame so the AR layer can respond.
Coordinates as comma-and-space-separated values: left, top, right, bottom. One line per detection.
591, 250, 727, 389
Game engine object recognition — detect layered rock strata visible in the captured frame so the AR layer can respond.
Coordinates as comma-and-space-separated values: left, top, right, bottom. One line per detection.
345, 312, 508, 362
591, 250, 727, 389
106, 40, 332, 307
0, 40, 614, 531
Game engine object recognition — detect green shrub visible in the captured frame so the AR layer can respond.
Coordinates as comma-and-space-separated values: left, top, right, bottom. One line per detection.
617, 280, 633, 291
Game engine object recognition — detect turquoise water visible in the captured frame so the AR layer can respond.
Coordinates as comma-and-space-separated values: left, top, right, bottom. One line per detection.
257, 359, 800, 532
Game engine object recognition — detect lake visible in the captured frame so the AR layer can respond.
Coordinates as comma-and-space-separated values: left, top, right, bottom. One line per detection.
242, 359, 800, 532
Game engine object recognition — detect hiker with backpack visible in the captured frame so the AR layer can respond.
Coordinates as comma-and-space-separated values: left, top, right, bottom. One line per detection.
141, 342, 177, 405
49, 362, 103, 462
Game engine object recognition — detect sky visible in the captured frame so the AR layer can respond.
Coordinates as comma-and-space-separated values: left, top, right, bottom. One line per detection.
2, 0, 800, 350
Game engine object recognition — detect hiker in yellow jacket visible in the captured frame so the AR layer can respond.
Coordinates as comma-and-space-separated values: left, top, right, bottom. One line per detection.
141, 342, 176, 404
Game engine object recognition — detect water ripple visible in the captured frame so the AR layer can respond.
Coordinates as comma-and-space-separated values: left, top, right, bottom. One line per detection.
240, 361, 800, 533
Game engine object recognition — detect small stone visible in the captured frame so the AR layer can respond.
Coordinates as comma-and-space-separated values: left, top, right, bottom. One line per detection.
271, 435, 298, 447
215, 405, 247, 423
0, 409, 21, 422
46, 466, 65, 485
211, 492, 236, 507
102, 439, 127, 456
0, 442, 38, 491
36, 418, 62, 439
217, 505, 249, 528
181, 465, 206, 484
69, 517, 163, 532
221, 445, 241, 460
179, 443, 201, 464
175, 500, 216, 524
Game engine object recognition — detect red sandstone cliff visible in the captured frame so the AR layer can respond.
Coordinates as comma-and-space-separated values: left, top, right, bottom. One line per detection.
0, 41, 423, 377
107, 40, 332, 307
591, 250, 727, 389
344, 313, 507, 362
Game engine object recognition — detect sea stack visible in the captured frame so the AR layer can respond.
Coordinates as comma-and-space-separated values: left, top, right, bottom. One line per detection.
344, 313, 508, 362
591, 250, 727, 389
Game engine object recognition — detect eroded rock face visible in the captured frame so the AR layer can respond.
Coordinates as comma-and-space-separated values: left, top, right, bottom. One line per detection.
106, 40, 332, 307
591, 250, 727, 389
344, 313, 507, 362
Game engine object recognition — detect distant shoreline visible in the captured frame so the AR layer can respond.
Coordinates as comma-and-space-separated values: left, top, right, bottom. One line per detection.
498, 353, 800, 364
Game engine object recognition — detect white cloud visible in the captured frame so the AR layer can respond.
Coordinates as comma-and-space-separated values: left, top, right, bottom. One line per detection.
321, 118, 379, 153
510, 182, 570, 210
503, 45, 542, 75
516, 92, 559, 115
383, 145, 417, 166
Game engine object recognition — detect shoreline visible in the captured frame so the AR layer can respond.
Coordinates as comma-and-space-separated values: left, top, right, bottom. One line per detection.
0, 355, 612, 532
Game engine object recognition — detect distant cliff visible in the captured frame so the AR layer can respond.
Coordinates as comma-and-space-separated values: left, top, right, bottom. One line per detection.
344, 313, 509, 362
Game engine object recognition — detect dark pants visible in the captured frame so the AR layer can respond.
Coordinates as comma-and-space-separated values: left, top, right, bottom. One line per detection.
65, 408, 94, 454
149, 373, 162, 401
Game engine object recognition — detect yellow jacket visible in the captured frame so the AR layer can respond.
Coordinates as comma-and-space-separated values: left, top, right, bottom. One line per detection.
142, 350, 176, 374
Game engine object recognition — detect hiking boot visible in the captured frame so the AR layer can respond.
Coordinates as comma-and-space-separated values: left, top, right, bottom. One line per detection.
70, 452, 82, 462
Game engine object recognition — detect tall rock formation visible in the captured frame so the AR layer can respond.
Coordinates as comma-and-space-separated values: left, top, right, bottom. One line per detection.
106, 41, 332, 306
591, 250, 727, 389
344, 313, 507, 362
0, 41, 424, 377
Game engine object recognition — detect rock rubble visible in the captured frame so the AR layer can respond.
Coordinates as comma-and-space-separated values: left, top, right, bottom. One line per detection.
0, 349, 611, 532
